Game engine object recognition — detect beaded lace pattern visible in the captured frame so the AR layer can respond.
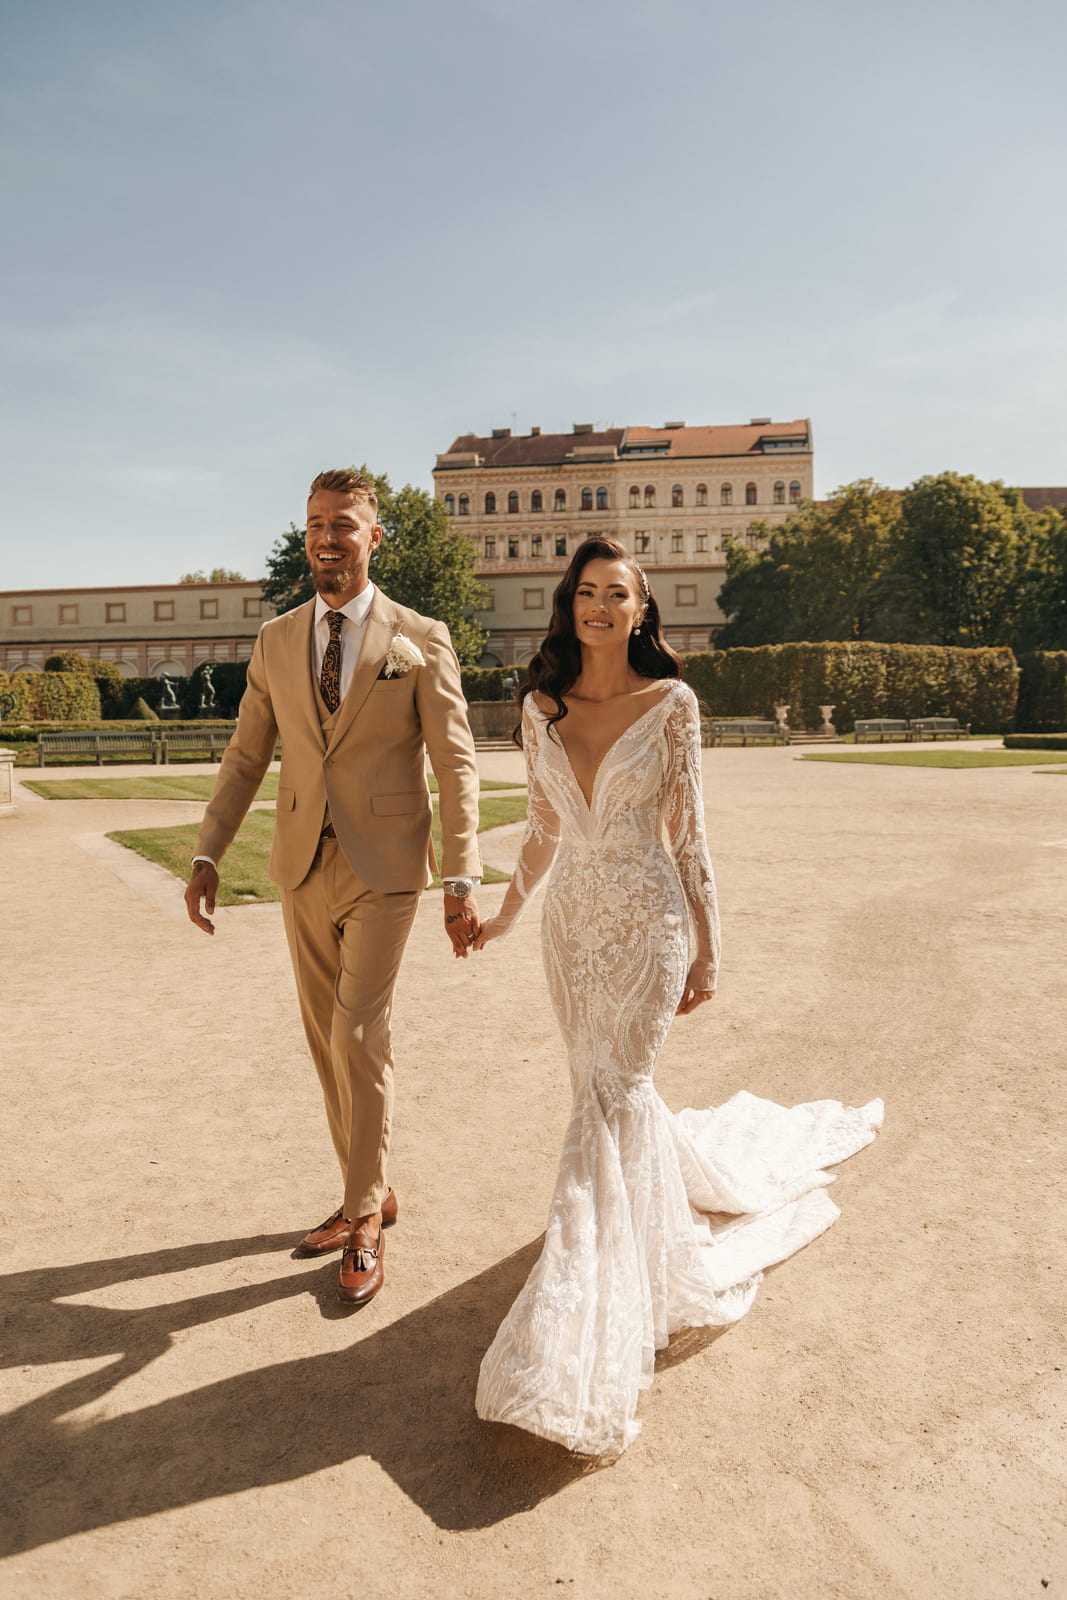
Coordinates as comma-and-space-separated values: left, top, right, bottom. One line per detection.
475, 680, 883, 1457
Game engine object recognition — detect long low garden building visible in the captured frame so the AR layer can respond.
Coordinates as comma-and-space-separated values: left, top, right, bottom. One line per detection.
0, 581, 275, 677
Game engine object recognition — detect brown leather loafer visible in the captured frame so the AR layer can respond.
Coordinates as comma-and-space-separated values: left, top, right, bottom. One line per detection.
297, 1188, 397, 1256
337, 1225, 383, 1306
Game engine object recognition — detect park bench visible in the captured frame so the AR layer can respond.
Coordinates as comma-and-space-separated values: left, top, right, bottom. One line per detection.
160, 726, 237, 763
37, 731, 160, 766
159, 726, 283, 762
854, 719, 913, 743
708, 718, 788, 747
909, 717, 970, 741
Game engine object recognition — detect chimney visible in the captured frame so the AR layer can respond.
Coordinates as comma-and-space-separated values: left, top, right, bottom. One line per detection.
491, 427, 512, 439
530, 425, 542, 437
664, 420, 685, 429
573, 422, 594, 434
749, 416, 772, 426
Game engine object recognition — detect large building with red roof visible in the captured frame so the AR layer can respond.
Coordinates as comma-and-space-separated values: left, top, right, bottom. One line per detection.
434, 417, 814, 664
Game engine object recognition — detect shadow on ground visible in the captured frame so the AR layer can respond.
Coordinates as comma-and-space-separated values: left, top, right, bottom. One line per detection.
1, 1232, 623, 1553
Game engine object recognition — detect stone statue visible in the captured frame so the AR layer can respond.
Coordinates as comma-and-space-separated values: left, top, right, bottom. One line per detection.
198, 663, 217, 714
160, 674, 179, 710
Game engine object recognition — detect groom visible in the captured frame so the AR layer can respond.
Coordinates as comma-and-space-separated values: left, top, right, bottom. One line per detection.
184, 467, 483, 1305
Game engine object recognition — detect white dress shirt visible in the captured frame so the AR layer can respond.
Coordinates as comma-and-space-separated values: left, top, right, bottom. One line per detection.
313, 582, 376, 703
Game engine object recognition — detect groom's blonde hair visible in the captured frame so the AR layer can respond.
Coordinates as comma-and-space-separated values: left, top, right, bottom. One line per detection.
308, 467, 379, 511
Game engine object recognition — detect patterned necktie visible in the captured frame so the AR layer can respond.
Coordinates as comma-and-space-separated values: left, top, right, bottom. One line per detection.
320, 609, 344, 712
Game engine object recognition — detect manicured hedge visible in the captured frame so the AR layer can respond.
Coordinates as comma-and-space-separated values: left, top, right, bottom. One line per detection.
1003, 732, 1067, 750
460, 665, 528, 702
0, 669, 101, 723
1014, 652, 1067, 733
110, 662, 250, 719
681, 643, 1019, 735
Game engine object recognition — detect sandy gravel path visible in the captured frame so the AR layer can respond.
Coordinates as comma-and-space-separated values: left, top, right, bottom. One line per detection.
1, 747, 1064, 1600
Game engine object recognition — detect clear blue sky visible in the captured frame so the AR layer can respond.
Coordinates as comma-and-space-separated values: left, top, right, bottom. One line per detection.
2, 0, 1064, 588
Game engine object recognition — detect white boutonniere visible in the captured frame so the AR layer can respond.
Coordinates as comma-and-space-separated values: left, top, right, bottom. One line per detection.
383, 634, 426, 677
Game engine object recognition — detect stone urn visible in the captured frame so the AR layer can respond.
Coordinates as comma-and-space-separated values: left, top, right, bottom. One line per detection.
818, 704, 837, 737
773, 703, 790, 736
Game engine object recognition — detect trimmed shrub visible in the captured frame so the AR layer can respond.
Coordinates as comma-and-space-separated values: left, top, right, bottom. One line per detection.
0, 669, 101, 722
460, 665, 528, 703
43, 651, 96, 675
1004, 732, 1067, 750
1015, 652, 1067, 733
130, 697, 160, 721
681, 642, 1019, 734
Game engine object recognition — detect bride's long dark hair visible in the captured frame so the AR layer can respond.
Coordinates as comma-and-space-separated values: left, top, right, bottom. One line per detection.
515, 536, 681, 745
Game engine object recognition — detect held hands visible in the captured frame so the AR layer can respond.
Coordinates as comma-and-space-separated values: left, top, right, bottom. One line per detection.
471, 916, 504, 952
444, 892, 481, 958
185, 861, 220, 935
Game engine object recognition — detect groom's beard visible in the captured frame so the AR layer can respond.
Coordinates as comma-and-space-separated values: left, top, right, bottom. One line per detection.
313, 561, 359, 596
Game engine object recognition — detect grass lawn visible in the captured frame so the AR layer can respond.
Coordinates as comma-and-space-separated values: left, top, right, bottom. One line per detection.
800, 750, 1067, 770
25, 773, 521, 801
108, 795, 528, 904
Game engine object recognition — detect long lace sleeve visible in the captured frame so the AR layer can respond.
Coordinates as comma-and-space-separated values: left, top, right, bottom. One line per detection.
482, 700, 561, 939
663, 684, 721, 990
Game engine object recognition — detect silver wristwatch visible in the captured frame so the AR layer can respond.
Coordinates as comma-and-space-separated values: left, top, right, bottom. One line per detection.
443, 877, 478, 900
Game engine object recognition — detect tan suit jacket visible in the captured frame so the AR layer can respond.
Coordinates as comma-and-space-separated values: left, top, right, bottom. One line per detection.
194, 588, 482, 892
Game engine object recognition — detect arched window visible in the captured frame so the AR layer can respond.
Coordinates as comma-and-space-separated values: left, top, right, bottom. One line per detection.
629, 485, 640, 508
789, 480, 801, 503
720, 484, 732, 506
696, 483, 708, 506
508, 490, 519, 514
444, 493, 455, 515
773, 482, 785, 505
554, 489, 566, 511
531, 490, 543, 513
458, 494, 470, 516
596, 486, 608, 510
745, 482, 757, 506
581, 487, 593, 511
485, 492, 496, 514
672, 484, 683, 508
644, 485, 655, 507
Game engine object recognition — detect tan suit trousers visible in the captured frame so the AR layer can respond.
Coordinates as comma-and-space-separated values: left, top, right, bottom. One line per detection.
281, 837, 419, 1220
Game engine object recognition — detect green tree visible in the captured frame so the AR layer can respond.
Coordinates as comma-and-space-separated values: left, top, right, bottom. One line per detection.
260, 524, 314, 613
260, 469, 490, 664
1013, 506, 1067, 651
717, 481, 899, 646
372, 476, 489, 664
179, 567, 246, 583
885, 473, 1025, 646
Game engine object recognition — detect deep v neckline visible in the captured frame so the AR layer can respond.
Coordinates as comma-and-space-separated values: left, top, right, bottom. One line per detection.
543, 681, 676, 811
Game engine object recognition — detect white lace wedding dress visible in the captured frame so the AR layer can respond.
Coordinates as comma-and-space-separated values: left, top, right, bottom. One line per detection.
475, 679, 882, 1457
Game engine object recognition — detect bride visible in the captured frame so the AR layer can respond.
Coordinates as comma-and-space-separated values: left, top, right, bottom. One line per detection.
472, 535, 882, 1457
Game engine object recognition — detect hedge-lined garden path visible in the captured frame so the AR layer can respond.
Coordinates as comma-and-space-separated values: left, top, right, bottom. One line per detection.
1, 749, 1064, 1600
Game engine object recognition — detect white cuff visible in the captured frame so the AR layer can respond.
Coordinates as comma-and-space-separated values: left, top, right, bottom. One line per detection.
192, 855, 217, 868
